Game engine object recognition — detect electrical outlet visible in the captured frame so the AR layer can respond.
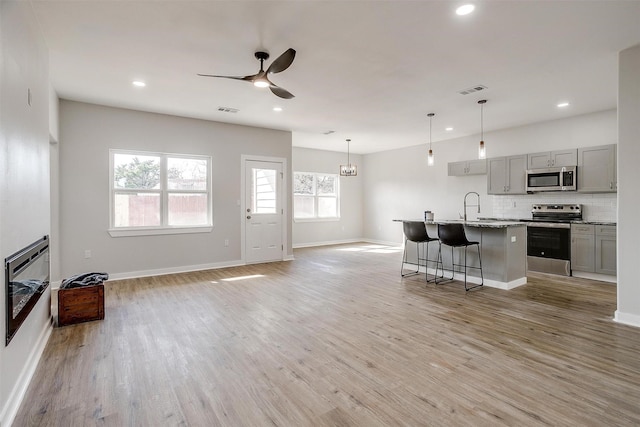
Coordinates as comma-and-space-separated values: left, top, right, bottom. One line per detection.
511, 236, 517, 243
512, 201, 517, 208
224, 239, 229, 247
84, 250, 92, 259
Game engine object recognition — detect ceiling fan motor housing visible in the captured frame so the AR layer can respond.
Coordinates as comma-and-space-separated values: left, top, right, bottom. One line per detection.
255, 51, 269, 61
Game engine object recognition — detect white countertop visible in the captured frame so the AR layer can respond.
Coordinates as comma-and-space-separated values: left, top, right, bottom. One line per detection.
393, 219, 526, 228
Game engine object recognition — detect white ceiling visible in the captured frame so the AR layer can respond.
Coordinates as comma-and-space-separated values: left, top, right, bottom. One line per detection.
32, 1, 640, 154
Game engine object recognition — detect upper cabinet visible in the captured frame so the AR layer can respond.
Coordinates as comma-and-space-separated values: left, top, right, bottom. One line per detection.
527, 149, 577, 169
487, 155, 527, 195
578, 144, 617, 192
448, 159, 487, 176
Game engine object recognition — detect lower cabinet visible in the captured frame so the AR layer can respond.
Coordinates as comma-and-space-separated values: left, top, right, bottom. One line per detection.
571, 224, 616, 275
571, 224, 595, 272
595, 225, 617, 275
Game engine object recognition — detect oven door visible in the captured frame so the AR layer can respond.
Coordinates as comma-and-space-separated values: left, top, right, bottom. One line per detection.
527, 225, 570, 260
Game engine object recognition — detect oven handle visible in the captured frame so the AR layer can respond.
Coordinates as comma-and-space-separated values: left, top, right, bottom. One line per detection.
526, 222, 571, 229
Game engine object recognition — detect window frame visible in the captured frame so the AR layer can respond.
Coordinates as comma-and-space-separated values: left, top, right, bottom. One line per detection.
108, 149, 213, 237
293, 171, 341, 222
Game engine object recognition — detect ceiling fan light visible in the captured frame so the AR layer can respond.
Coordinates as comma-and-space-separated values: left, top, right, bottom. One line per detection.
456, 4, 475, 16
253, 80, 270, 88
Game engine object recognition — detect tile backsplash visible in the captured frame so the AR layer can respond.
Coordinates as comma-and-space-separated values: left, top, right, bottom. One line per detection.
491, 192, 617, 222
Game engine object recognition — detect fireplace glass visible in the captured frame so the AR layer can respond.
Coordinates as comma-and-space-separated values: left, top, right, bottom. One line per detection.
5, 236, 50, 345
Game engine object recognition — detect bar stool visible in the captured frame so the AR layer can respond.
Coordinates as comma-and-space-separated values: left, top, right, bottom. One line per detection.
401, 221, 441, 282
435, 223, 484, 291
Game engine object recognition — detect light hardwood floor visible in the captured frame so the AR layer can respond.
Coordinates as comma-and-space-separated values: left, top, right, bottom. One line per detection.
13, 243, 640, 426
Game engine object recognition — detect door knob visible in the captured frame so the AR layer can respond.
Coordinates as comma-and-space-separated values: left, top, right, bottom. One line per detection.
247, 215, 251, 219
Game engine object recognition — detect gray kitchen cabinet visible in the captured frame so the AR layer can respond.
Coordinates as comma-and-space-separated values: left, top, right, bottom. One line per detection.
527, 149, 577, 169
571, 224, 595, 272
448, 159, 487, 176
595, 225, 617, 275
487, 155, 527, 194
578, 144, 616, 193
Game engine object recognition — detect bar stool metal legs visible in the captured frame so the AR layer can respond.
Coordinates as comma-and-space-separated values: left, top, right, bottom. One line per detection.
435, 223, 484, 291
400, 221, 441, 283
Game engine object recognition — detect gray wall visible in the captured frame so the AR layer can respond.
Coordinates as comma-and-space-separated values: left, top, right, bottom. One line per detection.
58, 101, 292, 280
617, 44, 640, 326
292, 147, 363, 246
362, 110, 617, 245
0, 2, 52, 424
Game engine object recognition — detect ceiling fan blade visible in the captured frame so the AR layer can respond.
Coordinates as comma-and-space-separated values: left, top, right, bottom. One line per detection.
266, 48, 296, 74
269, 84, 295, 99
197, 74, 256, 82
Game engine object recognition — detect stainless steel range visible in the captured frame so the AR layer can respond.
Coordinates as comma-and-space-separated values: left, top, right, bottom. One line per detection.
525, 204, 582, 276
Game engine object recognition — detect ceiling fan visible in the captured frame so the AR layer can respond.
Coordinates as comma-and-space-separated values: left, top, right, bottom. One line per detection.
198, 48, 296, 99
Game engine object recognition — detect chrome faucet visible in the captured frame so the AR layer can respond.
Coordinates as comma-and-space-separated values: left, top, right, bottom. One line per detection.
463, 191, 480, 222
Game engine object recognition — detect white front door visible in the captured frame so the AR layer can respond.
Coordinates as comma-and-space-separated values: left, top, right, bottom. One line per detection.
244, 160, 283, 264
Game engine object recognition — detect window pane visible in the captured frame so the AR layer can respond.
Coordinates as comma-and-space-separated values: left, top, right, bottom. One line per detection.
253, 169, 277, 214
168, 157, 208, 190
114, 154, 160, 189
114, 193, 160, 227
168, 193, 208, 226
318, 197, 338, 218
294, 173, 314, 195
317, 175, 336, 195
294, 196, 315, 218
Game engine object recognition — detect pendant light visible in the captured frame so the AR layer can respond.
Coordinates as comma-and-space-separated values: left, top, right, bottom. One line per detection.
478, 99, 487, 159
427, 113, 435, 166
339, 138, 357, 176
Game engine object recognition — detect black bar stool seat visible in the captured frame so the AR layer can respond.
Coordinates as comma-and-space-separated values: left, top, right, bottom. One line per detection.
436, 223, 484, 291
401, 221, 441, 282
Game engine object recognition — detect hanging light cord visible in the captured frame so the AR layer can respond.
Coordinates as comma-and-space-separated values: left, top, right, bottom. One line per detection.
346, 139, 351, 165
429, 116, 432, 149
480, 102, 484, 141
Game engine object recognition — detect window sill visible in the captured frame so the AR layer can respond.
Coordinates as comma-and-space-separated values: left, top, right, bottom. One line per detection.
294, 218, 340, 223
108, 226, 213, 237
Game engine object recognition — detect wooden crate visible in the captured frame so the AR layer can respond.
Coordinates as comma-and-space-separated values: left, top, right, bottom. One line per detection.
57, 283, 105, 326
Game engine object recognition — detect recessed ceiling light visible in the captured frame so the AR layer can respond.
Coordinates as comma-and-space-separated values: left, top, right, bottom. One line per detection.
132, 80, 146, 87
557, 102, 570, 108
273, 107, 283, 112
445, 127, 454, 131
456, 4, 475, 16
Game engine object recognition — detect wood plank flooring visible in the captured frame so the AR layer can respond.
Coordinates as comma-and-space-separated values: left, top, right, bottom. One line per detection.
13, 243, 640, 426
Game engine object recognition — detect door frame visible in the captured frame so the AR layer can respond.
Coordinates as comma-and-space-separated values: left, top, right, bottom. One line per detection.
240, 154, 289, 263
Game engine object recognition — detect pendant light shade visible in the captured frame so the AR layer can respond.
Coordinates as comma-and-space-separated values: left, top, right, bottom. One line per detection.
427, 113, 435, 166
478, 99, 487, 159
340, 139, 357, 176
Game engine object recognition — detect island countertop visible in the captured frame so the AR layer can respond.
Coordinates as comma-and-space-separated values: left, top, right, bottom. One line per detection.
393, 219, 525, 228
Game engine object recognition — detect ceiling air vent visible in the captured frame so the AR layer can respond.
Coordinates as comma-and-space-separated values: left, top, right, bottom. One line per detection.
217, 106, 239, 113
458, 85, 488, 95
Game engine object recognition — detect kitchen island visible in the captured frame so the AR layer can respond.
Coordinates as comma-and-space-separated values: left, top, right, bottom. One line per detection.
396, 219, 527, 290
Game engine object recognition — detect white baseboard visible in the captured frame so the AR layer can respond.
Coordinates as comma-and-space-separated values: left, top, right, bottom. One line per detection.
420, 266, 527, 290
1, 317, 53, 427
614, 310, 640, 328
293, 238, 401, 249
571, 271, 617, 284
107, 259, 245, 282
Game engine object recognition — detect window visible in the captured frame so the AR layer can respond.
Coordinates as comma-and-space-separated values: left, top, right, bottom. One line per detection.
294, 172, 339, 220
110, 150, 211, 236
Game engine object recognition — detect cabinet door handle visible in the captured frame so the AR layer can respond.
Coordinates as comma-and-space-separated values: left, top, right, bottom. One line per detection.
610, 182, 613, 189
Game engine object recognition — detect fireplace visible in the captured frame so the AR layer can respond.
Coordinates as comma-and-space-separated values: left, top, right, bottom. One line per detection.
5, 236, 50, 345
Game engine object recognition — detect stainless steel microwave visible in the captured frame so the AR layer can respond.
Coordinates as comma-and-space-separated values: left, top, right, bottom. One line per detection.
526, 166, 577, 192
